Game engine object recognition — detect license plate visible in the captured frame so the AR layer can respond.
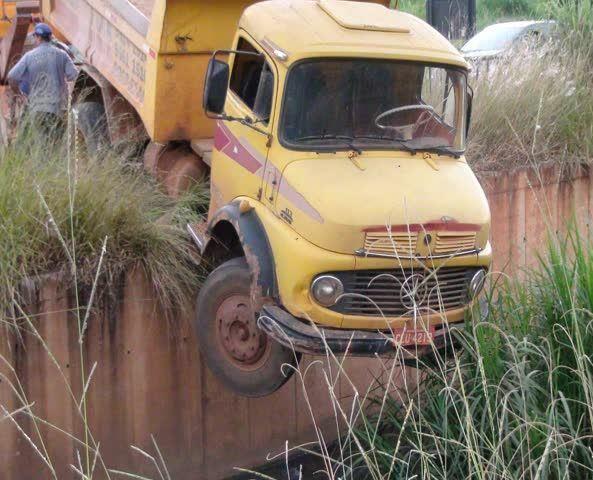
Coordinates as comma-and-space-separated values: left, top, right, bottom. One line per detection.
392, 326, 435, 346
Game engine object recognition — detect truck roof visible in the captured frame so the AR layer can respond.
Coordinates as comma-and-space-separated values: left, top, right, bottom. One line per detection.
240, 0, 469, 69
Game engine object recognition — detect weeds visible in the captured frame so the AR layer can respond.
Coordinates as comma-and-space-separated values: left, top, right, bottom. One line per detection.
468, 38, 593, 172
395, 0, 593, 173
0, 116, 207, 313
338, 230, 593, 479
468, 1, 593, 173
0, 109, 206, 478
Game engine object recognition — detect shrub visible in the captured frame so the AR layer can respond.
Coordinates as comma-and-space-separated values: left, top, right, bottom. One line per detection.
0, 120, 207, 312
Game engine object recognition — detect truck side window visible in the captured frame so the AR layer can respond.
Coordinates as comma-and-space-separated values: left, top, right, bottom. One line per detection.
229, 38, 274, 124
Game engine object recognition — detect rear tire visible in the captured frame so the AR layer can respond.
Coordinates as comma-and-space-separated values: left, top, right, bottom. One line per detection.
73, 101, 109, 155
195, 257, 299, 397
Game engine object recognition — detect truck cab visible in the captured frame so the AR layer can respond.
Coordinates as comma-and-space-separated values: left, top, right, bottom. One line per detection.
2, 0, 491, 397
194, 0, 491, 396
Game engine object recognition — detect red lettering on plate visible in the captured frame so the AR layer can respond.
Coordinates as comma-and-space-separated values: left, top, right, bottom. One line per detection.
392, 326, 435, 346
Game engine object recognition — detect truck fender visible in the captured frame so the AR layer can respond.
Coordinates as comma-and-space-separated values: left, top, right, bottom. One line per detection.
199, 202, 278, 303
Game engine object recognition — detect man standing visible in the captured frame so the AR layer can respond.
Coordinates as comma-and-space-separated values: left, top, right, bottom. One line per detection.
7, 23, 77, 136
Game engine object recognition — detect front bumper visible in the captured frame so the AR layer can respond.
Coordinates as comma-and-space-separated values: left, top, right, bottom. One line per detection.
260, 300, 488, 357
249, 202, 492, 330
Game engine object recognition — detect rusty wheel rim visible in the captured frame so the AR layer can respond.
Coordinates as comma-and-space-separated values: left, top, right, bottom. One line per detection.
216, 294, 270, 371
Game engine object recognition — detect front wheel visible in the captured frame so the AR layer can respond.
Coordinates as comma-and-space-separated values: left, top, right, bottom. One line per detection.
195, 258, 300, 397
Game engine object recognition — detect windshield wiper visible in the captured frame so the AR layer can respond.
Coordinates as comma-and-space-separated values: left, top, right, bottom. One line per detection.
350, 135, 418, 154
297, 134, 362, 154
296, 133, 421, 155
424, 146, 462, 158
390, 139, 418, 154
353, 134, 461, 157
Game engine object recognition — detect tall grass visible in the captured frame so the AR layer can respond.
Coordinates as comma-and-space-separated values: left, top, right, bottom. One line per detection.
329, 229, 593, 479
468, 1, 593, 173
0, 113, 206, 479
0, 120, 207, 312
252, 228, 593, 480
394, 0, 593, 173
389, 0, 593, 172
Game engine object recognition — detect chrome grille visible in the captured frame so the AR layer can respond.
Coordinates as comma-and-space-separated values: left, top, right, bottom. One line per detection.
329, 267, 476, 317
432, 233, 477, 255
364, 231, 417, 256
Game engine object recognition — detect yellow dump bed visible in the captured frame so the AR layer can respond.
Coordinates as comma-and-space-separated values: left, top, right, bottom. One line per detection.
40, 0, 261, 142
0, 2, 18, 39
40, 0, 391, 143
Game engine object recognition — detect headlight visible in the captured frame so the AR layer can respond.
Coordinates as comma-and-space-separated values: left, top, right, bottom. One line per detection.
469, 269, 487, 299
311, 275, 344, 307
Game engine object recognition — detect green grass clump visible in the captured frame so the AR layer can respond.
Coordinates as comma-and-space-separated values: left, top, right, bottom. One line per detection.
0, 125, 207, 312
340, 228, 593, 479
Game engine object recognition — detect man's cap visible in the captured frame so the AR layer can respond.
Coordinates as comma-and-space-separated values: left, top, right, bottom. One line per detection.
34, 23, 52, 37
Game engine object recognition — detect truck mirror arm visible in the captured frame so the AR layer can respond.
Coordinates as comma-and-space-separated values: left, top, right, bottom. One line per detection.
218, 112, 272, 143
238, 115, 271, 139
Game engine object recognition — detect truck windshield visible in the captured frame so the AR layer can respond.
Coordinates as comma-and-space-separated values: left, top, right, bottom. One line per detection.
281, 59, 467, 154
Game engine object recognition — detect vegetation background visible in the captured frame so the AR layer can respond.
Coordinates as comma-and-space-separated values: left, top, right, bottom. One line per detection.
320, 2, 593, 479
1, 0, 592, 479
396, 0, 593, 173
394, 0, 553, 29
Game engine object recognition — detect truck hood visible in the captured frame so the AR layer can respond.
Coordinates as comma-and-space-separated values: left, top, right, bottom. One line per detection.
275, 155, 491, 256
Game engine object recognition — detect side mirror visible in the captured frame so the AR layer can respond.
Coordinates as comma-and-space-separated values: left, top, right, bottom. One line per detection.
203, 58, 230, 115
466, 86, 473, 140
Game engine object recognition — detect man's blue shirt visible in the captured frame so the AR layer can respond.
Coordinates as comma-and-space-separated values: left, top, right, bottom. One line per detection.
8, 43, 77, 114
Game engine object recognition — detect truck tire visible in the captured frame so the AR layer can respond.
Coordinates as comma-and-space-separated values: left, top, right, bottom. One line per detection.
195, 257, 299, 397
73, 101, 109, 155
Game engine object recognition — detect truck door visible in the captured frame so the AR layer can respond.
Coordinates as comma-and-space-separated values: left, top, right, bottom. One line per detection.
210, 36, 276, 211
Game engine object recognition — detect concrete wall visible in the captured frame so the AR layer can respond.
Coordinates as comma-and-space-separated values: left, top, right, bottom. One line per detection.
483, 164, 591, 275
0, 271, 395, 480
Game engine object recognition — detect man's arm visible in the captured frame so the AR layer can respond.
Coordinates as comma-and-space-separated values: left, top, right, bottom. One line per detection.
7, 55, 28, 94
62, 51, 78, 82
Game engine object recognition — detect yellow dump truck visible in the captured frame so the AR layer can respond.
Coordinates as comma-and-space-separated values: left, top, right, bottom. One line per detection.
1, 0, 491, 396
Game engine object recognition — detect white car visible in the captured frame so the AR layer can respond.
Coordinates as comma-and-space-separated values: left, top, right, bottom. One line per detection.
462, 20, 556, 63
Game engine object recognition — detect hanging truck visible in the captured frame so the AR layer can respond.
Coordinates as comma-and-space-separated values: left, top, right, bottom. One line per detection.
0, 0, 491, 396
